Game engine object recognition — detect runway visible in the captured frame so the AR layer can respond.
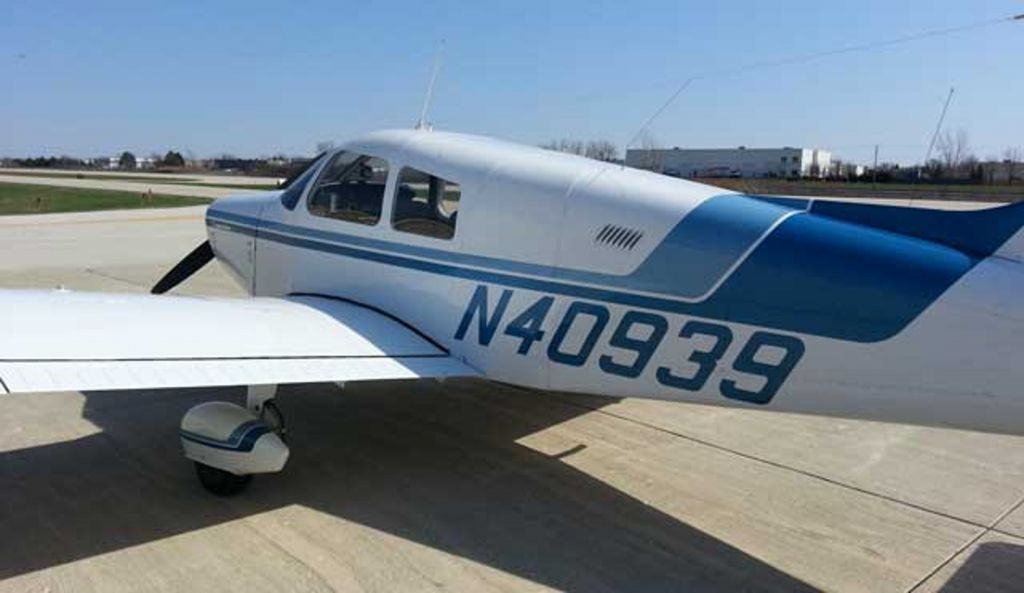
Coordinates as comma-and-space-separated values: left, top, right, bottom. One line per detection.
1, 206, 1024, 592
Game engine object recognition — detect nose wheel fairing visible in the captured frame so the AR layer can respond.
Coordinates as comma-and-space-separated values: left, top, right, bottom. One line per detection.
180, 389, 289, 496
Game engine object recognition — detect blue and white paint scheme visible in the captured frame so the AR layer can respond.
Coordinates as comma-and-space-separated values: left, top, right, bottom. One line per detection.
3, 128, 1024, 491
210, 129, 1024, 434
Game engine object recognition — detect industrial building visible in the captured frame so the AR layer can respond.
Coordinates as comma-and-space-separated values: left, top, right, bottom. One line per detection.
625, 146, 834, 179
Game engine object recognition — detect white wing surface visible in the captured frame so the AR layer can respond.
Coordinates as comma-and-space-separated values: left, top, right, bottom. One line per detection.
0, 290, 476, 394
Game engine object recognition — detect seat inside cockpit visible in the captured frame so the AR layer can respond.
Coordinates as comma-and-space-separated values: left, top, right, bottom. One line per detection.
392, 167, 460, 240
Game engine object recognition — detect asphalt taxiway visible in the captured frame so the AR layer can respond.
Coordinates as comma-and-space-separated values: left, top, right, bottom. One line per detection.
1, 206, 1023, 592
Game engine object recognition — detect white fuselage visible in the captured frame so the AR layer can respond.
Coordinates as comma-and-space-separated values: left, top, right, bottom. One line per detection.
206, 130, 1024, 435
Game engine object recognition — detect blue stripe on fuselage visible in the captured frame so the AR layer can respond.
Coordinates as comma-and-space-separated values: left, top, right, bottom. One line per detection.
707, 213, 974, 342
209, 195, 790, 296
619, 196, 791, 298
751, 195, 1024, 258
208, 195, 979, 343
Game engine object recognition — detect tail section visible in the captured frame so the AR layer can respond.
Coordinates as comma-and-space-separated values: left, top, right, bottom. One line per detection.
753, 196, 1024, 260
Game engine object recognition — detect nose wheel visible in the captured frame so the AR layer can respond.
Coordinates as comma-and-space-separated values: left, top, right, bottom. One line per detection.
182, 385, 290, 497
194, 462, 253, 497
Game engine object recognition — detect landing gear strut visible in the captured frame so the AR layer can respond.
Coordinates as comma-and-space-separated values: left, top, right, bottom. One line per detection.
260, 401, 286, 439
246, 384, 278, 415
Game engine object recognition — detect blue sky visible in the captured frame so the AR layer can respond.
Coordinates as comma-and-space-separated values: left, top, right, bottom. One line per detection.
2, 0, 1021, 164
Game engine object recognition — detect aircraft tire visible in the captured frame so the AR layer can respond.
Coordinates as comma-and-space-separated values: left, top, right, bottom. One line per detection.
194, 462, 252, 497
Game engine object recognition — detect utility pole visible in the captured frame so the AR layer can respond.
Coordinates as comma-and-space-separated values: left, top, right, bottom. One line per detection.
872, 145, 879, 189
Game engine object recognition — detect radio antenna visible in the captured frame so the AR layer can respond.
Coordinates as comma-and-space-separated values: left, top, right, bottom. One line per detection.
416, 40, 446, 130
923, 86, 956, 169
906, 86, 956, 207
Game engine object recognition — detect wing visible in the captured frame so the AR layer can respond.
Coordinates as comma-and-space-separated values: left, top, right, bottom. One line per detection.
0, 290, 476, 394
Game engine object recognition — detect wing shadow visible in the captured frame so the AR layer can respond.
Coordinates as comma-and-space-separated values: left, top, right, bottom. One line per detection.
0, 379, 815, 592
935, 541, 1024, 592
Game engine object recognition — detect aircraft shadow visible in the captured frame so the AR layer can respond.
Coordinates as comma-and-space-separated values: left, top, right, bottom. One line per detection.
0, 379, 816, 592
936, 541, 1024, 593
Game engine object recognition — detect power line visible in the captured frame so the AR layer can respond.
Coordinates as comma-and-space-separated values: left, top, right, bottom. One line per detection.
623, 13, 1024, 152
624, 78, 692, 153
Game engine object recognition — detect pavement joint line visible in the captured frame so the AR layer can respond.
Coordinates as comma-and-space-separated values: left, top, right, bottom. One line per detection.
84, 268, 148, 289
241, 517, 338, 591
905, 492, 1024, 592
903, 525, 988, 593
550, 391, 1024, 592
544, 392, 999, 532
989, 526, 1024, 538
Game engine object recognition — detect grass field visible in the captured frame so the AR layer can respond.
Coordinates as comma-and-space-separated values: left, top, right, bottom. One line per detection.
0, 182, 211, 215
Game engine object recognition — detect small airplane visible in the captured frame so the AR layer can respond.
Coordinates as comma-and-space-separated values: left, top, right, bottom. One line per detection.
3, 128, 1024, 495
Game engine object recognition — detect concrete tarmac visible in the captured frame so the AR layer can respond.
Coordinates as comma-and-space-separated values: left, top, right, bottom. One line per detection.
2, 207, 1024, 592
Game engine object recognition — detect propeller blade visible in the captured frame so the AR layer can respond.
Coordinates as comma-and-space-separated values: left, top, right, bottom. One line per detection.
151, 241, 215, 294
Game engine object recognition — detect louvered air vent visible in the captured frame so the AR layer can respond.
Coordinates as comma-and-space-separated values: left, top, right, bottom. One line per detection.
595, 224, 644, 250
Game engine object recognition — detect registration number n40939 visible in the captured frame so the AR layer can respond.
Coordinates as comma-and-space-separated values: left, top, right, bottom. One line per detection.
454, 285, 805, 405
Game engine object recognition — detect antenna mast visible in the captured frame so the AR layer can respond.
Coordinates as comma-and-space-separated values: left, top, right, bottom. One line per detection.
906, 86, 955, 207
923, 86, 956, 167
416, 41, 445, 130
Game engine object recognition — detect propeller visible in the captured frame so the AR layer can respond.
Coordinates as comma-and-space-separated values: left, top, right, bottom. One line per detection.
151, 241, 215, 294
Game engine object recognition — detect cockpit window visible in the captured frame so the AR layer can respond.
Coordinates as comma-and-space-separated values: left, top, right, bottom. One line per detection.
391, 167, 460, 240
279, 153, 326, 211
307, 151, 390, 226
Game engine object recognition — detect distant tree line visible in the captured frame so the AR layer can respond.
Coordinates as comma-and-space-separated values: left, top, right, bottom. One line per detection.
833, 130, 1022, 185
4, 156, 86, 168
3, 151, 184, 170
118, 151, 137, 169
208, 155, 314, 177
1, 149, 314, 177
540, 139, 620, 163
4, 132, 1020, 185
913, 129, 1022, 185
160, 150, 186, 168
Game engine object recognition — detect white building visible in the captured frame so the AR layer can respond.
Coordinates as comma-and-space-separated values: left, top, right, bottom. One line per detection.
625, 146, 834, 179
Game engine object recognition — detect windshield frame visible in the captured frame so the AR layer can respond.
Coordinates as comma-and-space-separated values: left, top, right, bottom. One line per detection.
278, 152, 328, 210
